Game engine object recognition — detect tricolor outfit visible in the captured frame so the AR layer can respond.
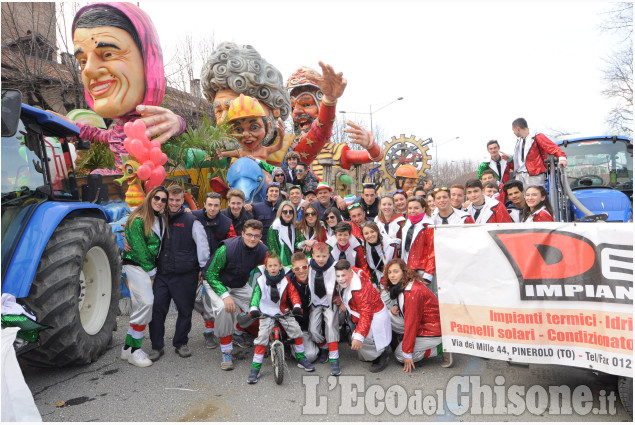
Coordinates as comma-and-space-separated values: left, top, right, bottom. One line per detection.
466, 196, 513, 224
326, 235, 369, 275
267, 218, 303, 266
205, 237, 267, 354
400, 214, 436, 293
338, 268, 392, 361
122, 215, 164, 349
390, 280, 443, 363
432, 208, 475, 225
248, 266, 306, 370
288, 271, 319, 363
477, 156, 513, 184
192, 210, 237, 337
363, 237, 401, 288
72, 2, 186, 174
523, 206, 554, 223
150, 208, 209, 351
374, 214, 406, 240
511, 132, 567, 187
307, 257, 340, 362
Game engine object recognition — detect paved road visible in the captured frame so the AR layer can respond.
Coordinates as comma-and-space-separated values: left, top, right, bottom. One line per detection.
20, 313, 631, 421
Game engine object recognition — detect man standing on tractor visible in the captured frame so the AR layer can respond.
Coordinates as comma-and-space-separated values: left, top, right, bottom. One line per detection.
510, 118, 567, 187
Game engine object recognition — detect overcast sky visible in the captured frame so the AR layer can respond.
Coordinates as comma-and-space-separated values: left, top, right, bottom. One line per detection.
63, 1, 623, 163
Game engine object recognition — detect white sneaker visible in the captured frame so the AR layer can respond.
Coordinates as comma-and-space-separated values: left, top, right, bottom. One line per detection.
128, 349, 153, 367
121, 346, 132, 360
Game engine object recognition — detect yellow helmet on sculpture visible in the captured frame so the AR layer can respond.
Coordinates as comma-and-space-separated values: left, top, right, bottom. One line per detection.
226, 94, 266, 123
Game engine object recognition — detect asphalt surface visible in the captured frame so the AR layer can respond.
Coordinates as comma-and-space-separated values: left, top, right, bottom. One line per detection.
20, 312, 632, 422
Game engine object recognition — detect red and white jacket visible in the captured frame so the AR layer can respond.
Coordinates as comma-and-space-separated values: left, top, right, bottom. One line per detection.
513, 132, 566, 176
400, 215, 435, 281
466, 196, 513, 224
432, 208, 475, 225
524, 206, 554, 223
339, 268, 387, 342
327, 235, 369, 274
374, 214, 406, 240
397, 280, 441, 358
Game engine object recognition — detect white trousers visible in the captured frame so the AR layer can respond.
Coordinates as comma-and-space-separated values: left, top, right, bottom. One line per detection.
309, 304, 339, 344
394, 336, 442, 363
194, 281, 215, 321
207, 284, 254, 338
123, 265, 154, 326
253, 315, 303, 346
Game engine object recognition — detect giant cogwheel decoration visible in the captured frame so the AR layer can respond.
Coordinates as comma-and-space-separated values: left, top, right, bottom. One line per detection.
378, 134, 432, 186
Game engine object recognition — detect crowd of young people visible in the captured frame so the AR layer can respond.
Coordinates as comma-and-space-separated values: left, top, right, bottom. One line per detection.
120, 117, 562, 383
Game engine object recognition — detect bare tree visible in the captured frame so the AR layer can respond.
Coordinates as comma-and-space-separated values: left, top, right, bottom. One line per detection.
161, 33, 216, 128
435, 158, 480, 187
1, 2, 85, 113
600, 2, 633, 136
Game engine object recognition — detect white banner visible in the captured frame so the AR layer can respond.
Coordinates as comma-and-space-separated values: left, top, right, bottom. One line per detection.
436, 222, 633, 377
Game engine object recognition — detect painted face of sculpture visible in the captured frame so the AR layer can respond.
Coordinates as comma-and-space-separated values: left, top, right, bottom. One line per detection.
395, 176, 418, 193
74, 27, 146, 118
231, 117, 267, 150
213, 89, 278, 145
291, 91, 320, 134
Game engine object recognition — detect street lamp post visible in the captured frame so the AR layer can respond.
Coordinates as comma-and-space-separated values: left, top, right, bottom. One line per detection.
433, 136, 460, 183
340, 96, 404, 133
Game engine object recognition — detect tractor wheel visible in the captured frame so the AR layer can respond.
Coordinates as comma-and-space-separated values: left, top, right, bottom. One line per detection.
21, 217, 121, 367
618, 376, 633, 417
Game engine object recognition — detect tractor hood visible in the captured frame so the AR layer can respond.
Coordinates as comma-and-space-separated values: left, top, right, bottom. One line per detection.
570, 188, 633, 222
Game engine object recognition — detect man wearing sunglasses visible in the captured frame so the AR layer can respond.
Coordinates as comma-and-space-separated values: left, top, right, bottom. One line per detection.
205, 219, 268, 370
293, 162, 319, 195
286, 252, 319, 364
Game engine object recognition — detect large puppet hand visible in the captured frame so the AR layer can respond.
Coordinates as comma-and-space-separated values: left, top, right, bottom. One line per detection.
344, 121, 375, 150
136, 105, 183, 145
308, 62, 347, 103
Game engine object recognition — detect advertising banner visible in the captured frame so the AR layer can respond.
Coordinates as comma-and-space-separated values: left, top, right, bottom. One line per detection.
436, 223, 633, 377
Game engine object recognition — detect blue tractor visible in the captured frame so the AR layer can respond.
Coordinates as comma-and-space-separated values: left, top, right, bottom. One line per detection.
546, 135, 633, 222
545, 135, 633, 416
1, 89, 121, 367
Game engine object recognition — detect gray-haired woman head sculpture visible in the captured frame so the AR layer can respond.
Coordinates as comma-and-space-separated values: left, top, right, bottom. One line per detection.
201, 42, 291, 146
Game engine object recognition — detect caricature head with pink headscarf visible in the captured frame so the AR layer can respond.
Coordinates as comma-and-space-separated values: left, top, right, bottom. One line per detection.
72, 2, 165, 119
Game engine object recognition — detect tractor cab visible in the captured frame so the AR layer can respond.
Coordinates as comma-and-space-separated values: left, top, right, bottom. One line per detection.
549, 136, 633, 222
1, 90, 83, 277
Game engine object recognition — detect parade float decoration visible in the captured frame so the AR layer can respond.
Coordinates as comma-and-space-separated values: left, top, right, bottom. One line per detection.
70, 2, 184, 176
287, 66, 383, 196
201, 42, 293, 166
377, 134, 432, 193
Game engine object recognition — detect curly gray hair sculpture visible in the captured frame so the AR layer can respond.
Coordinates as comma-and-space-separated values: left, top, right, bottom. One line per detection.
201, 42, 291, 121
